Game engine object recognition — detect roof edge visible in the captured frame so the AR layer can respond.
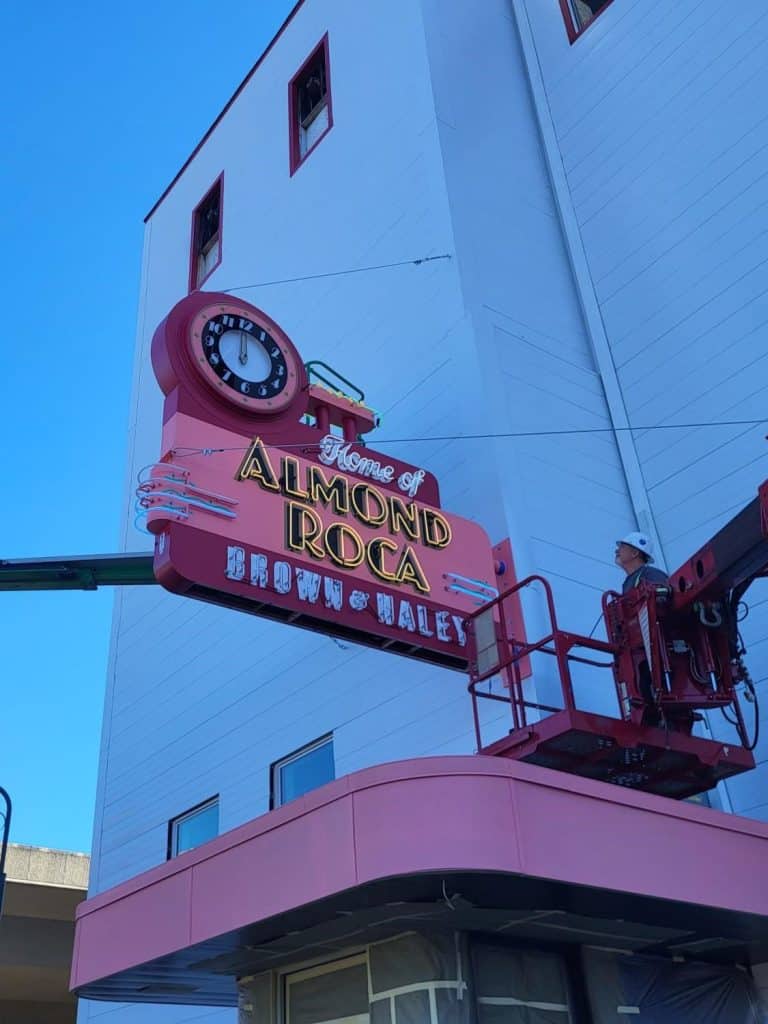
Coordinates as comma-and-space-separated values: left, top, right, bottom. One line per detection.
144, 0, 307, 223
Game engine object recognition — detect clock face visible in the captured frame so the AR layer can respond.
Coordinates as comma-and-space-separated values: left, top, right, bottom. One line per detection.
188, 303, 301, 413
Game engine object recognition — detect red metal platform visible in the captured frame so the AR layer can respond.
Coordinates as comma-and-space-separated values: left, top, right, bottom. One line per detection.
480, 707, 754, 800
466, 571, 757, 798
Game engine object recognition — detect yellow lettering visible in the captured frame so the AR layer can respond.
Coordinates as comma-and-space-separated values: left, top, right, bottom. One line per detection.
236, 437, 279, 491
307, 465, 349, 515
395, 545, 430, 594
388, 496, 420, 541
285, 501, 324, 559
351, 483, 388, 527
325, 523, 365, 569
420, 508, 452, 549
367, 537, 398, 583
282, 456, 309, 500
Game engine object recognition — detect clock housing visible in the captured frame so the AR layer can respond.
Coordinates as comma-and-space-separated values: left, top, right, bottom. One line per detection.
152, 291, 309, 430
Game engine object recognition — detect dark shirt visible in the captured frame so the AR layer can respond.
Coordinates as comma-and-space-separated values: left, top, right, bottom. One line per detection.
622, 565, 670, 594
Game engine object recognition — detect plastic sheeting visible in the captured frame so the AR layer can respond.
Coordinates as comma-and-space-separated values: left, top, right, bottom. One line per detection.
370, 932, 460, 994
583, 948, 767, 1023
239, 960, 368, 1024
369, 931, 471, 1024
238, 971, 273, 1024
393, 990, 431, 1024
468, 942, 573, 1024
237, 934, 768, 1024
471, 942, 573, 1024
287, 960, 369, 1024
371, 999, 392, 1024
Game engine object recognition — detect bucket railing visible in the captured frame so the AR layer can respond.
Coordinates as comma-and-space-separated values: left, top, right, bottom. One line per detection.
465, 575, 615, 750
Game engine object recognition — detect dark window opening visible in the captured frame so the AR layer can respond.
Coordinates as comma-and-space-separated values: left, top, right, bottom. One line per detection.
289, 35, 333, 174
189, 175, 222, 290
198, 192, 219, 251
298, 55, 327, 126
562, 0, 614, 40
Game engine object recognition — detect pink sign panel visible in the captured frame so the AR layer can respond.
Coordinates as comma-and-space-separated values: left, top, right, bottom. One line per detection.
142, 292, 499, 668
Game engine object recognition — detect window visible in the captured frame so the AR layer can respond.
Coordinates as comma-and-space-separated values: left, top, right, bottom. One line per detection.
687, 789, 713, 809
560, 0, 614, 42
168, 796, 219, 858
289, 35, 333, 175
189, 174, 223, 291
271, 735, 334, 808
285, 955, 369, 1024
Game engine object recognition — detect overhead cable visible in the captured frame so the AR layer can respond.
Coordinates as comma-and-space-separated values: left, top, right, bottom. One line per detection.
168, 418, 768, 459
220, 253, 452, 293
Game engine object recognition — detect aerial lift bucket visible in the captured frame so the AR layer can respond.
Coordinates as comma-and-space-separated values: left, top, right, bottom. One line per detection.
465, 574, 755, 799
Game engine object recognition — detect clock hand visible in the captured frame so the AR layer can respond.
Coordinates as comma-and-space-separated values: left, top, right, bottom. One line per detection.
238, 332, 248, 366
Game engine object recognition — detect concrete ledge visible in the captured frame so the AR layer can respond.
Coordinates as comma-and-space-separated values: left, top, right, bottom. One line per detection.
6, 845, 89, 889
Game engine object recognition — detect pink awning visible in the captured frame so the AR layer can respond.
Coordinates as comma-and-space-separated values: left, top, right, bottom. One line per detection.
72, 756, 768, 1005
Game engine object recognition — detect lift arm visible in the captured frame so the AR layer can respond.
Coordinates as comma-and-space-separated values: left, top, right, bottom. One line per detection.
0, 553, 155, 592
669, 481, 768, 608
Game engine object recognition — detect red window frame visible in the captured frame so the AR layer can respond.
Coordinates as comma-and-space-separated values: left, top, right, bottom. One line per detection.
288, 33, 333, 176
188, 172, 224, 293
559, 0, 616, 43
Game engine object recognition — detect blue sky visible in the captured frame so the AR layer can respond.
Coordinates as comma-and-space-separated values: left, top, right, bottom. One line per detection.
1, 0, 297, 852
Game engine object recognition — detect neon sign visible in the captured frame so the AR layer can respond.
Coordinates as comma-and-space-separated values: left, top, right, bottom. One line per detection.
141, 292, 498, 669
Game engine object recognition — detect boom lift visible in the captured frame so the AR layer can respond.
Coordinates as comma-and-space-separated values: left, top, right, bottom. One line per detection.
466, 483, 767, 799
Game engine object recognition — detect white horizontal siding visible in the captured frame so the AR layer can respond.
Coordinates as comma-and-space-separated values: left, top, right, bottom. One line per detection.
421, 0, 637, 656
521, 0, 768, 804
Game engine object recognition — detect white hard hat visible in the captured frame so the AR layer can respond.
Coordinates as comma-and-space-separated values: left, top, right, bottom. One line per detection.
617, 531, 654, 562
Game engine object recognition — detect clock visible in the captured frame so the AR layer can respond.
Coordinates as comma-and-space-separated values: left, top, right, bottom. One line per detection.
151, 291, 309, 428
188, 301, 302, 413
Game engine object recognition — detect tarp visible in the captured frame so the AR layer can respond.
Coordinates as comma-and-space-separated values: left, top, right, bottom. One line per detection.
471, 941, 573, 1023
238, 971, 272, 1024
370, 932, 460, 994
237, 932, 767, 1023
287, 960, 369, 1024
583, 948, 767, 1023
369, 931, 470, 1024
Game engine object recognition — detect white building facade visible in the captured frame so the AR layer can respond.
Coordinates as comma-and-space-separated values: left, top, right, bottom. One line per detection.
78, 1, 768, 1021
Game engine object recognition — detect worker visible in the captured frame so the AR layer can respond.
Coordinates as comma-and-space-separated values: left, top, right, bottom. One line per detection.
614, 532, 669, 726
615, 532, 669, 593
